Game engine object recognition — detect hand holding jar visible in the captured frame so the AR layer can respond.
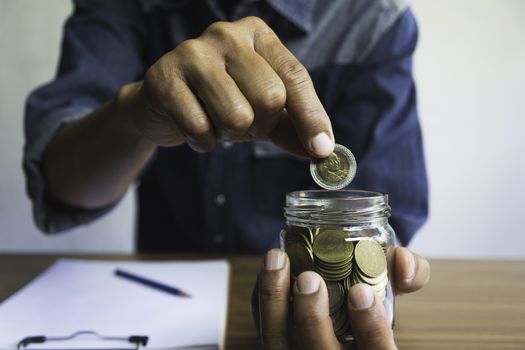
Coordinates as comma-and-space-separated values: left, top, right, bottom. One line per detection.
252, 247, 430, 350
251, 190, 431, 349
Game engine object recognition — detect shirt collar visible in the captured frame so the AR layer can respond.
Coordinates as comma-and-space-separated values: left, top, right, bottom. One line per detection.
204, 0, 315, 34
265, 0, 315, 33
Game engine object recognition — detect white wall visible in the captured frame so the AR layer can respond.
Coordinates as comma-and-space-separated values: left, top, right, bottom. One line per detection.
0, 0, 134, 253
0, 0, 524, 257
409, 0, 525, 258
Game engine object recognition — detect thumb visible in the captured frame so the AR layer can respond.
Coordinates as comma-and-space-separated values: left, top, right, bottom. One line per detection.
347, 283, 397, 350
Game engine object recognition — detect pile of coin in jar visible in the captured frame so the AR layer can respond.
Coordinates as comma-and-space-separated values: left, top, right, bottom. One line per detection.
281, 143, 389, 336
284, 223, 388, 336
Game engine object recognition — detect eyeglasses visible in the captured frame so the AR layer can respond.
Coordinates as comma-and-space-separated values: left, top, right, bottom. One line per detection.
17, 330, 148, 349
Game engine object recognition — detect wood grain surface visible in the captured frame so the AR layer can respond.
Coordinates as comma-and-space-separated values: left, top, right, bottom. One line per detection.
0, 254, 524, 349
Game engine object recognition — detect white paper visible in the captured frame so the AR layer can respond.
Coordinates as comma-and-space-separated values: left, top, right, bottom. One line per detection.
0, 259, 230, 349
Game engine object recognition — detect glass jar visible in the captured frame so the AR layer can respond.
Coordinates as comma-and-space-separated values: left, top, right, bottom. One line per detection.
281, 190, 395, 342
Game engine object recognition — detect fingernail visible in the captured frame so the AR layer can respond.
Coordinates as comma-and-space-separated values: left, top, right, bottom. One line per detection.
265, 249, 285, 271
349, 284, 374, 310
296, 272, 321, 294
406, 251, 416, 282
309, 132, 333, 157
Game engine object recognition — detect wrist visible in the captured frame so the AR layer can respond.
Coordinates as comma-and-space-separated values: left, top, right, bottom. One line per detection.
113, 82, 156, 150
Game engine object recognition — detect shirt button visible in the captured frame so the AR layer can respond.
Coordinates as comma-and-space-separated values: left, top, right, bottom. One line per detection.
214, 234, 225, 244
215, 194, 226, 206
222, 141, 233, 149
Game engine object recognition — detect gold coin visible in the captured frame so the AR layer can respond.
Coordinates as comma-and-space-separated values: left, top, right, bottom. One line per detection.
354, 268, 387, 285
315, 265, 353, 278
285, 226, 313, 248
313, 229, 353, 264
327, 282, 345, 314
315, 268, 352, 281
315, 258, 353, 269
310, 144, 357, 190
353, 270, 388, 290
343, 276, 352, 291
314, 260, 352, 280
287, 242, 314, 277
371, 278, 388, 293
311, 227, 320, 238
354, 240, 387, 278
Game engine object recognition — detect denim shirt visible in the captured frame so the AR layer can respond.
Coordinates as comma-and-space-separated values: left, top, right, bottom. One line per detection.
24, 0, 428, 252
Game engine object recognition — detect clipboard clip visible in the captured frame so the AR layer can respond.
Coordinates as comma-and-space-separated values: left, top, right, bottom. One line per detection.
17, 330, 148, 349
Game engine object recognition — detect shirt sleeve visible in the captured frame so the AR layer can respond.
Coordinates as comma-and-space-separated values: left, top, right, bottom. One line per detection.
23, 0, 146, 233
331, 9, 429, 246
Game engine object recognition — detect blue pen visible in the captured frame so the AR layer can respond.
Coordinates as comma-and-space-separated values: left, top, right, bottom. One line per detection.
114, 269, 191, 298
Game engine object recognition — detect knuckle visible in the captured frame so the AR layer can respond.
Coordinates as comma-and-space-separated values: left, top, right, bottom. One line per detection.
204, 21, 247, 53
144, 61, 168, 89
146, 53, 183, 85
242, 16, 268, 29
357, 323, 391, 342
222, 104, 254, 131
205, 21, 235, 40
175, 39, 204, 61
143, 64, 158, 85
296, 311, 330, 329
278, 59, 309, 86
142, 68, 173, 114
254, 81, 286, 112
302, 115, 326, 134
259, 282, 286, 304
185, 114, 211, 137
253, 26, 277, 49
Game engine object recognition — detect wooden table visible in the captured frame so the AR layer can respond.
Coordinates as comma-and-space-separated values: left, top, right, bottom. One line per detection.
1, 255, 524, 349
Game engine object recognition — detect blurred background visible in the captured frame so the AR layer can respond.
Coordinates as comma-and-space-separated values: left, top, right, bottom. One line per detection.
0, 0, 524, 258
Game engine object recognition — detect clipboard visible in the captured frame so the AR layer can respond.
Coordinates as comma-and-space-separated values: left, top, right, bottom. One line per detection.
0, 259, 229, 350
17, 330, 148, 349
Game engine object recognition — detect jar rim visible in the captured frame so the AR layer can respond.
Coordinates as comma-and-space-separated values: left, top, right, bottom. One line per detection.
285, 190, 390, 225
287, 190, 387, 203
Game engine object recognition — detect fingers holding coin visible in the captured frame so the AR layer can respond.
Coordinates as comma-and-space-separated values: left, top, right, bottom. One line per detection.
138, 17, 336, 156
310, 144, 357, 190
